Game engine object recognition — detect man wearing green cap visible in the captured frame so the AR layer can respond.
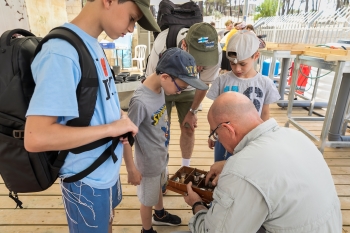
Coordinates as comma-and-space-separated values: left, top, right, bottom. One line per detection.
145, 22, 222, 170
24, 0, 159, 232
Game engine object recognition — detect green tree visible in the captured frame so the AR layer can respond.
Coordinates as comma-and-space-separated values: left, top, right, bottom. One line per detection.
254, 0, 279, 20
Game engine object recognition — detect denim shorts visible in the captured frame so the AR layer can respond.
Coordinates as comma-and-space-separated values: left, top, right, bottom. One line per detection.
61, 178, 122, 233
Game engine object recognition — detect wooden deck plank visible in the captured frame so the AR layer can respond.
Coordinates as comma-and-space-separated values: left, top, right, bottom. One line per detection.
0, 196, 189, 209
1, 209, 350, 225
1, 99, 350, 231
0, 226, 191, 233
2, 195, 350, 210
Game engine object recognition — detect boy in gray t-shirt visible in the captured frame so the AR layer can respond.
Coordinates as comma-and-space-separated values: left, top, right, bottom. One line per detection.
206, 30, 280, 162
123, 47, 208, 233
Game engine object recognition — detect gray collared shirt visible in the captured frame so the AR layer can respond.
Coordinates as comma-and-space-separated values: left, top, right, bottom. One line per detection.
189, 119, 342, 233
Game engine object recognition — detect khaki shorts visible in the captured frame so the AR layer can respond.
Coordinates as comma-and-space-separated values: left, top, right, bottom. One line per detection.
137, 168, 167, 207
165, 90, 195, 124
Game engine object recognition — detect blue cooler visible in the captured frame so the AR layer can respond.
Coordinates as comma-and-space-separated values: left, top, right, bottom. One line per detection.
100, 42, 115, 49
262, 59, 280, 76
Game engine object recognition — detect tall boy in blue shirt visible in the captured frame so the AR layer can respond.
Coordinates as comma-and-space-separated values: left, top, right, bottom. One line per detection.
24, 0, 160, 232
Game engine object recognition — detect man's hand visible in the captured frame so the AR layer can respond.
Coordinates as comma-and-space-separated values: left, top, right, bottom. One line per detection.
184, 182, 202, 206
208, 138, 215, 149
182, 112, 197, 131
127, 167, 142, 186
205, 161, 226, 186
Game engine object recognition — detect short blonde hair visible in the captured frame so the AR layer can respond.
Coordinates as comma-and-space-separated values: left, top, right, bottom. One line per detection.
225, 20, 233, 27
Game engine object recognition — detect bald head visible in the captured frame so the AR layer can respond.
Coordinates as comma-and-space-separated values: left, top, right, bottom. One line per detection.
207, 92, 263, 153
209, 92, 260, 121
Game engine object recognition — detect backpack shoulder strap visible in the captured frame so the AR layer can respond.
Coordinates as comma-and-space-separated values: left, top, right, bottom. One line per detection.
166, 25, 184, 49
34, 27, 109, 181
35, 27, 98, 127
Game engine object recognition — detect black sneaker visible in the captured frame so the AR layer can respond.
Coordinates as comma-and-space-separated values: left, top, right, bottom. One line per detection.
141, 229, 157, 233
152, 211, 181, 226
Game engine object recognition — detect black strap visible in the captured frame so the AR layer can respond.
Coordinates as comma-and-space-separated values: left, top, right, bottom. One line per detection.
9, 192, 23, 209
0, 124, 14, 137
63, 138, 119, 183
60, 132, 134, 183
69, 137, 112, 154
166, 25, 185, 49
35, 27, 99, 128
0, 28, 35, 47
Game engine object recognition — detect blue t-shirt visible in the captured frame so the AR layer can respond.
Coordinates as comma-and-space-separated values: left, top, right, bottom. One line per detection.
26, 23, 123, 189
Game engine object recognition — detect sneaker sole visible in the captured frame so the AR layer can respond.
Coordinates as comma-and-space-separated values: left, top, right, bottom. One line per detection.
152, 219, 181, 226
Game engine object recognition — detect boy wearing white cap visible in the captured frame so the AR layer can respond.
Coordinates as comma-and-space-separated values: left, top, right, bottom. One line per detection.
206, 30, 280, 162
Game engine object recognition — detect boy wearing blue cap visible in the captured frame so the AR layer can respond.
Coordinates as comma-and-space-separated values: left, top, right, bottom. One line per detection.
124, 47, 208, 233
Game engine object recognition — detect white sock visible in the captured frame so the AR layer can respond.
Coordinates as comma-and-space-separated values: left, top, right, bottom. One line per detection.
182, 158, 190, 167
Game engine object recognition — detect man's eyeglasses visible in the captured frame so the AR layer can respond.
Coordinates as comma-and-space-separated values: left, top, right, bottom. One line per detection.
208, 121, 230, 141
170, 76, 186, 94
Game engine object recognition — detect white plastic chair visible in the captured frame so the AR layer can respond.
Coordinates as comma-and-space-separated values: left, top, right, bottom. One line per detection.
132, 45, 147, 72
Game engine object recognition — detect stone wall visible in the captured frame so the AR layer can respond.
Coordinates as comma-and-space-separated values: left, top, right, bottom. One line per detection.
26, 0, 68, 36
65, 0, 82, 22
2, 0, 128, 68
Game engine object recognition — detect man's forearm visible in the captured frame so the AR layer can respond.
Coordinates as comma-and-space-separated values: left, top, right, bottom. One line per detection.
191, 89, 208, 110
189, 209, 208, 233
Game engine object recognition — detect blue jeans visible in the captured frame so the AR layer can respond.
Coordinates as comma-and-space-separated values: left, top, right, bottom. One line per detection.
62, 179, 122, 233
214, 141, 232, 162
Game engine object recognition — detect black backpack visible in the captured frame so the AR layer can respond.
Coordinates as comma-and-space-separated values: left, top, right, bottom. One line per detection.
0, 27, 130, 208
154, 0, 203, 49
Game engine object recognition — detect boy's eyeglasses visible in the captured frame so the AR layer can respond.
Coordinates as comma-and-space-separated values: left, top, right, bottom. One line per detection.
170, 76, 186, 94
208, 121, 230, 141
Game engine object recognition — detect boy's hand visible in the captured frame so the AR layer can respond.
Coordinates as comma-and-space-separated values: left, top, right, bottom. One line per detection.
127, 167, 142, 186
208, 138, 215, 149
182, 112, 197, 131
110, 117, 138, 138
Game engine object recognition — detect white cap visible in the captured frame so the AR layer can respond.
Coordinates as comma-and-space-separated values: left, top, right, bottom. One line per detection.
226, 30, 260, 64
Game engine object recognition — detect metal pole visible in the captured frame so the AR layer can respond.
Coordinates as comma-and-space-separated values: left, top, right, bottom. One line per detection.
242, 0, 248, 22
148, 31, 151, 56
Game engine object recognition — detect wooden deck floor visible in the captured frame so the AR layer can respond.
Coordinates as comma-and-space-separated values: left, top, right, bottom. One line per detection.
1, 96, 350, 233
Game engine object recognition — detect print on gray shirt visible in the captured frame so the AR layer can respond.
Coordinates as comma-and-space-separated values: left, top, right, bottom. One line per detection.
206, 72, 281, 115
128, 85, 169, 177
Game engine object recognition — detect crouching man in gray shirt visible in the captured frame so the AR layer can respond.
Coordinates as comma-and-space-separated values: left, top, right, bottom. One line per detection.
183, 92, 342, 233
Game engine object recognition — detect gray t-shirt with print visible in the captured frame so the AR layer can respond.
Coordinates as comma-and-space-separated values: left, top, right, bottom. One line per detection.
128, 84, 169, 177
206, 72, 281, 115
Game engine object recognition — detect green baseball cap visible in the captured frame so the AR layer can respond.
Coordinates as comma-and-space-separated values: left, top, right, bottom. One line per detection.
134, 0, 160, 32
185, 22, 218, 66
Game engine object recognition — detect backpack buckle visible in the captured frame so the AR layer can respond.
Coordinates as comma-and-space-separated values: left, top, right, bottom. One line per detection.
13, 130, 24, 139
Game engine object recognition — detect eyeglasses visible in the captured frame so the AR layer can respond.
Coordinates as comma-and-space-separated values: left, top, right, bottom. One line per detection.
208, 121, 230, 141
170, 77, 186, 94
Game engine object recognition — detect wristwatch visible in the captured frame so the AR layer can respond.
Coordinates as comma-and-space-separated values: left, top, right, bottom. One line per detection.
192, 201, 208, 214
189, 108, 198, 115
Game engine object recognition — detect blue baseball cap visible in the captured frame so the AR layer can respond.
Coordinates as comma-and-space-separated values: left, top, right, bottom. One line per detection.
156, 48, 208, 91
